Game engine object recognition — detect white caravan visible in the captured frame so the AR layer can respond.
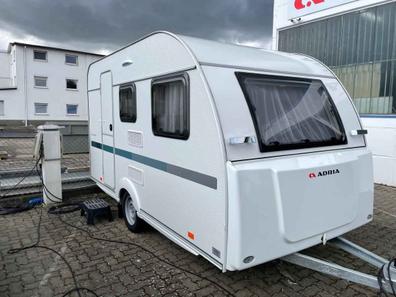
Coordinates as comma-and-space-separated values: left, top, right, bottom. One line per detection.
87, 32, 373, 272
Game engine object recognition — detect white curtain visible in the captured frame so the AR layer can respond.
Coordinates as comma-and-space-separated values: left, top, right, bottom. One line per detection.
153, 80, 187, 135
244, 77, 344, 147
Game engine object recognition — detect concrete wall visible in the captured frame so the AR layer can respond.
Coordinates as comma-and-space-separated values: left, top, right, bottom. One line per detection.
0, 44, 101, 123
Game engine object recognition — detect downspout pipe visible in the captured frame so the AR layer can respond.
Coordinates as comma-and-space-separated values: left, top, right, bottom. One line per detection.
24, 46, 28, 126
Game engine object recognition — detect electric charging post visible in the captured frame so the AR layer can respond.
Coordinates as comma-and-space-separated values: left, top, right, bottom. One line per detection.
37, 125, 62, 204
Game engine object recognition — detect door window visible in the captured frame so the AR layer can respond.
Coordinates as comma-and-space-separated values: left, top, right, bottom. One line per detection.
119, 84, 137, 123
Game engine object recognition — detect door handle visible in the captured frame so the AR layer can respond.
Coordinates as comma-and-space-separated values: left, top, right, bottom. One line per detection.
350, 129, 367, 136
109, 124, 113, 131
229, 136, 257, 144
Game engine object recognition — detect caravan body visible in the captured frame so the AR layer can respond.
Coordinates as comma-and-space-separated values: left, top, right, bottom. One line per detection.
87, 32, 373, 271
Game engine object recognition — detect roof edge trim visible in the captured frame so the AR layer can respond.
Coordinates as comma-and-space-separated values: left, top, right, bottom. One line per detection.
87, 31, 201, 70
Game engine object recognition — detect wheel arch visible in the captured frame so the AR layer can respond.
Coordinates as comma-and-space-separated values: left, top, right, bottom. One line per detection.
118, 177, 141, 212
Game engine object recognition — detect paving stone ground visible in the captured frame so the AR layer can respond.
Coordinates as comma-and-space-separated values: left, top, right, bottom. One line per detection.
1, 184, 396, 297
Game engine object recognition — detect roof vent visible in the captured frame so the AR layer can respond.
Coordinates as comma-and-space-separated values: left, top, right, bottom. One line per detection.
122, 60, 133, 67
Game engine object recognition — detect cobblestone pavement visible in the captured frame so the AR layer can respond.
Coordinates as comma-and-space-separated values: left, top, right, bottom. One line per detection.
1, 185, 395, 297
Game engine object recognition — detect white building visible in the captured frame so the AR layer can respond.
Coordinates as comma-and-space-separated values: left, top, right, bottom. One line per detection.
273, 0, 396, 186
0, 42, 103, 126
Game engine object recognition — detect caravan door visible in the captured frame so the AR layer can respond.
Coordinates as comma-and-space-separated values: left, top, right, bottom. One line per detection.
100, 71, 115, 189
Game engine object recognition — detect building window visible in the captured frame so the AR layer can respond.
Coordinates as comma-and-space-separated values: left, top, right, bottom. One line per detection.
65, 54, 78, 65
237, 73, 346, 152
34, 103, 48, 115
34, 76, 48, 88
33, 50, 47, 61
152, 73, 189, 140
66, 79, 78, 90
0, 100, 4, 115
66, 104, 78, 115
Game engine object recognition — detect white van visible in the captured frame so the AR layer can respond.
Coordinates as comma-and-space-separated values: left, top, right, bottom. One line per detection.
87, 31, 373, 272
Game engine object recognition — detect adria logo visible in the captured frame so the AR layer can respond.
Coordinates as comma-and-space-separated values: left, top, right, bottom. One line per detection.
308, 169, 340, 179
294, 0, 325, 10
308, 173, 316, 179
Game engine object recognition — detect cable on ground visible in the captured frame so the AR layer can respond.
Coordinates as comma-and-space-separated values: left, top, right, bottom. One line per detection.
377, 259, 396, 296
6, 157, 236, 297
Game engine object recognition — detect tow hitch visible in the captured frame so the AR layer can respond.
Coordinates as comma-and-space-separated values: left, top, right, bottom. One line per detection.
282, 237, 396, 294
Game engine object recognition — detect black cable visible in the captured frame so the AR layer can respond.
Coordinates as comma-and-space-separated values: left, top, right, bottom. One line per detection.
0, 203, 34, 215
378, 264, 388, 296
48, 203, 81, 215
0, 157, 41, 200
7, 151, 394, 297
32, 154, 236, 296
35, 162, 62, 204
6, 207, 98, 297
54, 213, 236, 297
0, 158, 42, 215
387, 259, 396, 296
378, 259, 396, 296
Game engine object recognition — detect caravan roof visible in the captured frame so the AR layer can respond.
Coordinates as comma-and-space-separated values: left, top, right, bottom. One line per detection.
89, 31, 334, 80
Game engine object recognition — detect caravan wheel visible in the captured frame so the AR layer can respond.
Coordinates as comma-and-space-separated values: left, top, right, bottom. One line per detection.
122, 192, 143, 233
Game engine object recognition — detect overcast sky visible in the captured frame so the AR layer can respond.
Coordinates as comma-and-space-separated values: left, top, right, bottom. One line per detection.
0, 0, 274, 55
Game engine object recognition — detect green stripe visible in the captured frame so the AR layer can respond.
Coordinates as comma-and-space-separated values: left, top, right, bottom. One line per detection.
103, 144, 114, 153
91, 141, 102, 149
91, 141, 217, 189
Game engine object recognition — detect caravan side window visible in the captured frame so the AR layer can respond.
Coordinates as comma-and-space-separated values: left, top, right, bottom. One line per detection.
152, 73, 189, 140
236, 72, 347, 152
119, 83, 137, 123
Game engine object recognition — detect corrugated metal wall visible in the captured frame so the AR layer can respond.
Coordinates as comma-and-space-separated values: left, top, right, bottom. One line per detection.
279, 2, 396, 115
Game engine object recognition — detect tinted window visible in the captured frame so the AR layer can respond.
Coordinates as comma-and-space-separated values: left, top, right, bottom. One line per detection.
66, 79, 78, 90
34, 50, 47, 61
0, 100, 4, 115
34, 103, 48, 114
34, 76, 47, 88
119, 84, 136, 123
237, 73, 347, 152
65, 54, 78, 65
66, 104, 78, 115
152, 74, 189, 140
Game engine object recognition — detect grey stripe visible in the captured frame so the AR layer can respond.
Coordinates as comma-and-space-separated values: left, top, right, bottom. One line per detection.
92, 141, 217, 190
167, 164, 217, 190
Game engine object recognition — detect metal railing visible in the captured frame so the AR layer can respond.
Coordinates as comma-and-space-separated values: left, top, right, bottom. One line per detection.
0, 126, 94, 198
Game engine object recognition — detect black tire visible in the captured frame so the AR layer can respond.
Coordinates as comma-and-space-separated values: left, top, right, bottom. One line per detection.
121, 192, 143, 233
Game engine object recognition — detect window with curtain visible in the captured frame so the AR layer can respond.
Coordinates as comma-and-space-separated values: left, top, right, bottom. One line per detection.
119, 84, 137, 123
152, 74, 189, 140
237, 73, 347, 152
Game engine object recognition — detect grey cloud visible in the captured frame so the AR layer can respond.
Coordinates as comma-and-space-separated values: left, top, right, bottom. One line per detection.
0, 0, 273, 53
